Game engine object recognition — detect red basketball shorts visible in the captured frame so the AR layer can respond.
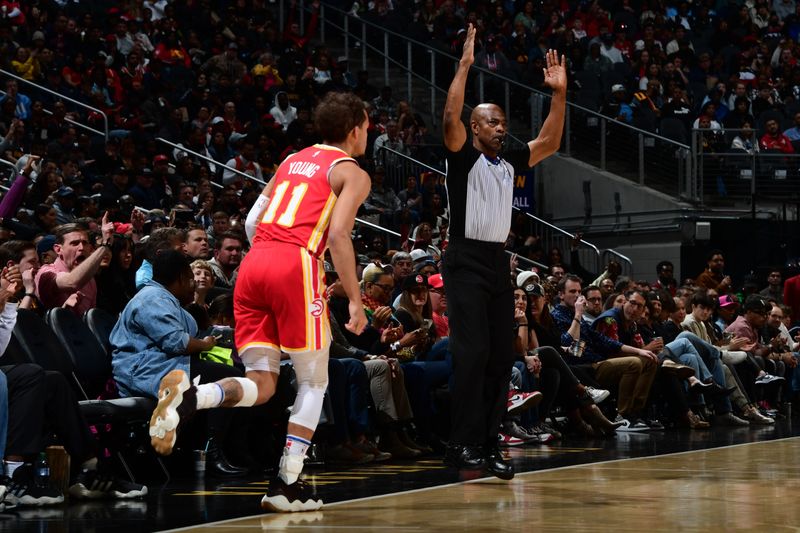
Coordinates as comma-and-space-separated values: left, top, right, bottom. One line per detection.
234, 242, 331, 356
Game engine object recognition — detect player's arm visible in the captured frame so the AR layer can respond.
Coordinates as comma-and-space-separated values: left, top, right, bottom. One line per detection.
442, 24, 475, 153
244, 175, 276, 243
328, 162, 371, 335
527, 49, 567, 168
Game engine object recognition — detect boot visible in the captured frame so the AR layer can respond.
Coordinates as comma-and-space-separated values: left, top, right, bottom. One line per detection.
398, 426, 433, 455
580, 404, 624, 436
566, 410, 596, 437
206, 438, 249, 477
685, 411, 711, 429
379, 429, 421, 459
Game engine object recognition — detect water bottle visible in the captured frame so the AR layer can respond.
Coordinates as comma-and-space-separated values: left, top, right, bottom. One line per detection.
34, 452, 50, 488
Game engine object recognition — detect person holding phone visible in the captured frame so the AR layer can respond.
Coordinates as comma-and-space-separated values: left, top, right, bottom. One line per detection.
392, 273, 452, 447
394, 274, 448, 362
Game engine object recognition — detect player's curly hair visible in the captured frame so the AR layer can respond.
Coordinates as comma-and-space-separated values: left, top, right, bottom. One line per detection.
314, 92, 366, 143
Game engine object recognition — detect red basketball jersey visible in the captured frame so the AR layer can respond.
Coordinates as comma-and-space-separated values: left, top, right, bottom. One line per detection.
253, 144, 355, 257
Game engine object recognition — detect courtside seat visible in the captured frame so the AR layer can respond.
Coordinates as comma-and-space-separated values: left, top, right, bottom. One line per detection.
84, 307, 117, 356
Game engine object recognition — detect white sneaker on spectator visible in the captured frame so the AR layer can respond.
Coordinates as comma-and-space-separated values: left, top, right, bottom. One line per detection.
585, 386, 610, 404
742, 406, 775, 425
614, 415, 650, 432
755, 373, 785, 385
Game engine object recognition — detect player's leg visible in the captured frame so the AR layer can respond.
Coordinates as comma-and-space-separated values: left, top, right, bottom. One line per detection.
148, 348, 280, 456
150, 255, 282, 456
261, 251, 329, 512
261, 347, 329, 513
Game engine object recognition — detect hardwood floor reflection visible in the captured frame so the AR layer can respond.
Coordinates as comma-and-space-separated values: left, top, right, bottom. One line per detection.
188, 437, 800, 532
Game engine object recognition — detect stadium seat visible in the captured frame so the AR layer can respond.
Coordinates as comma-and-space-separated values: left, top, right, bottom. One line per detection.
47, 307, 112, 400
84, 307, 118, 356
13, 308, 166, 482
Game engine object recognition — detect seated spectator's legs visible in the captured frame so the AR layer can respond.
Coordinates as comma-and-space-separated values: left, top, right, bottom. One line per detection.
424, 338, 449, 362
4, 364, 46, 460
42, 371, 96, 472
733, 361, 759, 404
326, 359, 350, 446
651, 371, 690, 422
664, 338, 713, 382
594, 357, 657, 418
725, 364, 750, 413
339, 358, 370, 438
401, 360, 450, 439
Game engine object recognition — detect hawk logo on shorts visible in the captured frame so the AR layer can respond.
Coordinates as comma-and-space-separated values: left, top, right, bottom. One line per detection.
309, 298, 325, 318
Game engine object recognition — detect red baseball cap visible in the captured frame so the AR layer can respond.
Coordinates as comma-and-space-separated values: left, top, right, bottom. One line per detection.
428, 273, 444, 290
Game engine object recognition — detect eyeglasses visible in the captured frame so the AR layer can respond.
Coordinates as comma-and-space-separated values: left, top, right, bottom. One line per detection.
373, 283, 394, 292
626, 300, 644, 308
586, 297, 602, 302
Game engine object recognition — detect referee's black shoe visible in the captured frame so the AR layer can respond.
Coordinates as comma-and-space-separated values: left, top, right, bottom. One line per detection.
444, 444, 485, 470
485, 445, 515, 480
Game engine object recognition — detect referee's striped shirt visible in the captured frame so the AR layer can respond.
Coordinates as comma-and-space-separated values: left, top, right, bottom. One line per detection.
444, 143, 531, 244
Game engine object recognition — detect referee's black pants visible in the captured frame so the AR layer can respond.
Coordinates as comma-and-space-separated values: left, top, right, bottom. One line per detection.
442, 238, 514, 447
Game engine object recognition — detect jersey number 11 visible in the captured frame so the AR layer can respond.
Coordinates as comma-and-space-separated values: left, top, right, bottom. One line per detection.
262, 182, 309, 228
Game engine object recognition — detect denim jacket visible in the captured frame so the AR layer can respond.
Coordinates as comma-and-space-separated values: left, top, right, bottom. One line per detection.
111, 280, 195, 398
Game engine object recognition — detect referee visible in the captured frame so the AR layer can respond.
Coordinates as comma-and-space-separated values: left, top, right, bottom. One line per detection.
441, 24, 567, 479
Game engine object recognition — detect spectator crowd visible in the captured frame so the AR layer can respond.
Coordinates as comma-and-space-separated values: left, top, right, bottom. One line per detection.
0, 0, 799, 514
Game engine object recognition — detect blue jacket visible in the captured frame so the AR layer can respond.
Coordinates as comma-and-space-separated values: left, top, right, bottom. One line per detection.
111, 280, 194, 398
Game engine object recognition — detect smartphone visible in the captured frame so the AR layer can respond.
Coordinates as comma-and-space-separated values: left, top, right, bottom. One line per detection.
388, 316, 401, 328
422, 318, 433, 330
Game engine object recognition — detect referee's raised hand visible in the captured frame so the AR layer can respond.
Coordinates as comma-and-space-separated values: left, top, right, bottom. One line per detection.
542, 49, 567, 94
460, 24, 475, 67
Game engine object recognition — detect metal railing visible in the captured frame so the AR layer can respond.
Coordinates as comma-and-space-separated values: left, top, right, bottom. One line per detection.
307, 2, 691, 199
375, 144, 444, 190
375, 143, 627, 275
692, 127, 800, 208
0, 69, 109, 141
551, 207, 777, 232
313, 2, 533, 148
354, 214, 548, 271
155, 137, 266, 186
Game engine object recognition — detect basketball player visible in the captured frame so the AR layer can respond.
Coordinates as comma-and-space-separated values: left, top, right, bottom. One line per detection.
148, 92, 370, 512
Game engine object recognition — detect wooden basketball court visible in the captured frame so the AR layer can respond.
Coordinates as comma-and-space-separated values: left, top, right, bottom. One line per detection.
164, 437, 800, 532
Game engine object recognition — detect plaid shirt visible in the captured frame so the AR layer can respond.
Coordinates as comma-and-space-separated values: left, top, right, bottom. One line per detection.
551, 304, 623, 364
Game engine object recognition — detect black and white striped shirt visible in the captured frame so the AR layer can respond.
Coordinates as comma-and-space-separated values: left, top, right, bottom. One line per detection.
445, 143, 530, 244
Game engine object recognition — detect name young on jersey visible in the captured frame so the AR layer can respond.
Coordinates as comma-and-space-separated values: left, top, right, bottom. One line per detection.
288, 161, 321, 178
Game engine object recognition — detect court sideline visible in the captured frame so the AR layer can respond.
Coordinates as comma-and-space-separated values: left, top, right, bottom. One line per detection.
163, 436, 800, 532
